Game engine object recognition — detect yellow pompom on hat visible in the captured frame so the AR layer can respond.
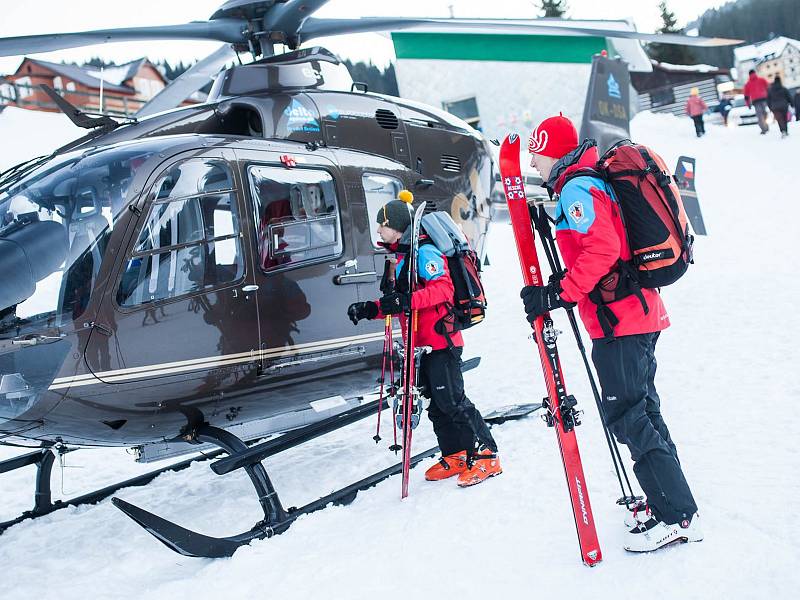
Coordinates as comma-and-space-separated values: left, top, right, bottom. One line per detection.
376, 190, 415, 232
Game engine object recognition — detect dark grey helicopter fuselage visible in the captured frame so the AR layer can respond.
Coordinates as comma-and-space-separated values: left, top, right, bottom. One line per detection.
0, 87, 494, 449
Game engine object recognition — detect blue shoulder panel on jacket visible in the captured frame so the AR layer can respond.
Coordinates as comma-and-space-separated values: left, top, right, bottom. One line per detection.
417, 244, 446, 281
555, 176, 609, 234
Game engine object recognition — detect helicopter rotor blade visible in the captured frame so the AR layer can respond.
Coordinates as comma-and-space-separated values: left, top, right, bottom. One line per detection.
261, 0, 332, 36
298, 17, 743, 47
0, 20, 248, 58
136, 45, 237, 118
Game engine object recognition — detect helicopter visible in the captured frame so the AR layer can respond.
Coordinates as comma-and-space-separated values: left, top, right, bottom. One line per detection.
0, 0, 737, 558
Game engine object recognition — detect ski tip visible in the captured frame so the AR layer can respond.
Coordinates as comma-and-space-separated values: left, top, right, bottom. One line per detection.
398, 189, 414, 204
508, 133, 519, 144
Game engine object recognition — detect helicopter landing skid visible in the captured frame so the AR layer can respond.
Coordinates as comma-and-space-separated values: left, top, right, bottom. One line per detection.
112, 445, 439, 558
111, 401, 541, 558
0, 398, 386, 536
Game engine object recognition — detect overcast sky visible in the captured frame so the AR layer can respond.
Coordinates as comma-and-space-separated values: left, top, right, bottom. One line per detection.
0, 0, 731, 73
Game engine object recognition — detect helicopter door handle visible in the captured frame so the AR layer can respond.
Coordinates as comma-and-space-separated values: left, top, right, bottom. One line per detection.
242, 285, 259, 293
334, 271, 377, 285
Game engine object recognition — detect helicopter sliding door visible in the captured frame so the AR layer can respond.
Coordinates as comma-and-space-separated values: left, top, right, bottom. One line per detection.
238, 148, 377, 413
81, 150, 262, 440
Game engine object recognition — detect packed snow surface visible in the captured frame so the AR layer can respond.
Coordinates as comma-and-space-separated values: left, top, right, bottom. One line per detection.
1, 108, 799, 599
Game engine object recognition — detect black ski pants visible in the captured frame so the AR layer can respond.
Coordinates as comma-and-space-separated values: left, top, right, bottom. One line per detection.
691, 115, 705, 136
591, 332, 697, 524
419, 347, 497, 456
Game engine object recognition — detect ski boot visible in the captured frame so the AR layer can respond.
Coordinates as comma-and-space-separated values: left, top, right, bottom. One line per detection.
624, 513, 703, 552
425, 451, 468, 481
457, 447, 502, 487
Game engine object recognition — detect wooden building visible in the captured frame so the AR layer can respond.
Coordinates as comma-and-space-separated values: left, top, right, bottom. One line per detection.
0, 57, 177, 116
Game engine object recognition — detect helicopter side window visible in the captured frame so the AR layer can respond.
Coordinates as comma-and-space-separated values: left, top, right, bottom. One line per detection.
117, 160, 244, 308
248, 166, 342, 272
362, 173, 404, 249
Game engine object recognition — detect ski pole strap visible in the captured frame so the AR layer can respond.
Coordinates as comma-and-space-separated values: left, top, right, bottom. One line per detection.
595, 304, 620, 339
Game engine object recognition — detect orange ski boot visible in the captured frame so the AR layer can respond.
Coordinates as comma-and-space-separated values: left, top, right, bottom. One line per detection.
425, 451, 468, 481
457, 448, 502, 487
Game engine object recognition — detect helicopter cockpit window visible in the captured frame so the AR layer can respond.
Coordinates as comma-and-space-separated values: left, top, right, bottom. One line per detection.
362, 173, 404, 249
117, 159, 244, 308
248, 166, 342, 272
0, 145, 158, 332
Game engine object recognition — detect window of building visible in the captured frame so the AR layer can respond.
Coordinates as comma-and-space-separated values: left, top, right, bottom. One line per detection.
248, 166, 342, 272
650, 87, 676, 108
66, 82, 76, 92
15, 76, 32, 98
442, 97, 481, 129
0, 82, 16, 102
117, 159, 244, 307
362, 173, 404, 248
53, 76, 63, 90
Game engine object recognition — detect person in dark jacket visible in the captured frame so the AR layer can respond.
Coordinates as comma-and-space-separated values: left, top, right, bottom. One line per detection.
347, 192, 501, 488
794, 89, 800, 121
767, 76, 792, 138
717, 92, 733, 126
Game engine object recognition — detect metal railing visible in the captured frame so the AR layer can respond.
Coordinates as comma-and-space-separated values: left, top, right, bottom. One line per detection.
0, 80, 147, 117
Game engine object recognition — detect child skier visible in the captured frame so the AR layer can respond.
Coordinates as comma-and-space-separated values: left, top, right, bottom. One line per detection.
347, 192, 501, 487
521, 114, 702, 552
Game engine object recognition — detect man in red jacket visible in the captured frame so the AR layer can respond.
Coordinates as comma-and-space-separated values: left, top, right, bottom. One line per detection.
744, 69, 771, 134
348, 195, 500, 487
521, 114, 701, 552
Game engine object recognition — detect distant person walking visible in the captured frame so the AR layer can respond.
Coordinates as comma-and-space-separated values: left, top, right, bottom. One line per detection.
743, 69, 770, 134
794, 88, 800, 121
718, 92, 733, 126
767, 76, 793, 138
685, 88, 707, 137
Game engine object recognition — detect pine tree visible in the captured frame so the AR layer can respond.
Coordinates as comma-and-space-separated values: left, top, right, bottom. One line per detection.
536, 1, 568, 18
647, 1, 696, 65
342, 59, 399, 96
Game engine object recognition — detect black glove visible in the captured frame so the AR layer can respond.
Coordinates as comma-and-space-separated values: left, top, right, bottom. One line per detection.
347, 301, 378, 325
379, 292, 410, 315
520, 280, 575, 323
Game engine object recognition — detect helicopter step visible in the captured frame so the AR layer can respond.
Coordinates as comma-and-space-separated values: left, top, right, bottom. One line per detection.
111, 401, 541, 559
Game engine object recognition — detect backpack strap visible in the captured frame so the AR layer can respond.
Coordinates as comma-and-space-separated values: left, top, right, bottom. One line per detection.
555, 168, 604, 225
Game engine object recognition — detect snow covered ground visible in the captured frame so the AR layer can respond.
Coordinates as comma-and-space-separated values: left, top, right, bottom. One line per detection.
1, 108, 799, 599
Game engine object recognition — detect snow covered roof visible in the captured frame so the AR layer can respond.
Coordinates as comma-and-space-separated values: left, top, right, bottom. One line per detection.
84, 59, 148, 86
734, 36, 800, 63
22, 58, 132, 92
652, 60, 727, 74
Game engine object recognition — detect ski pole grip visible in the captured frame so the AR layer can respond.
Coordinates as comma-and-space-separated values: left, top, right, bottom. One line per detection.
380, 257, 397, 294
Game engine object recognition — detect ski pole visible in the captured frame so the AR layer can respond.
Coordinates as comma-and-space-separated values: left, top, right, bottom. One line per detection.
374, 319, 390, 443
530, 202, 640, 507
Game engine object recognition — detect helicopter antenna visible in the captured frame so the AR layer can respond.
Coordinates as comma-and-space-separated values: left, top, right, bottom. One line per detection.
99, 65, 105, 114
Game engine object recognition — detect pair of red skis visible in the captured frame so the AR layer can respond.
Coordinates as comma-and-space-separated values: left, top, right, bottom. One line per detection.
499, 134, 603, 567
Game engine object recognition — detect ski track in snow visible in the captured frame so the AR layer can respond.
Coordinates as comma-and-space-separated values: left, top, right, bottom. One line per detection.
1, 109, 799, 599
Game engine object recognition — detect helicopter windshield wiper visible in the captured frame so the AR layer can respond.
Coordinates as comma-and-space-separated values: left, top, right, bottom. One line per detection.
39, 84, 128, 131
0, 154, 52, 193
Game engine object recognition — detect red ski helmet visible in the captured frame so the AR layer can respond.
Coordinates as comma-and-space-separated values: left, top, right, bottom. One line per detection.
528, 113, 579, 159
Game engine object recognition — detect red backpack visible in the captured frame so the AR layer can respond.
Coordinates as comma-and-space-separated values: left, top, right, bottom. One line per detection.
597, 140, 694, 288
